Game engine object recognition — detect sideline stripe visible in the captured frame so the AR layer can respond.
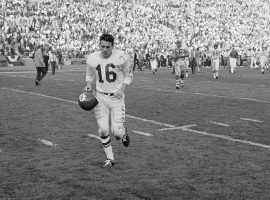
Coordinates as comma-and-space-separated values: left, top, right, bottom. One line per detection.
5, 88, 77, 104
210, 121, 230, 127
132, 131, 152, 136
127, 115, 175, 128
3, 88, 175, 128
159, 124, 196, 131
240, 118, 264, 123
182, 128, 270, 149
3, 87, 270, 149
130, 86, 270, 104
38, 139, 56, 146
87, 134, 101, 141
2, 72, 270, 105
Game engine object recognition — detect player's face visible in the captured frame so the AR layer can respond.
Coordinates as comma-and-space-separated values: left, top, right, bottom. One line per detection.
100, 40, 113, 59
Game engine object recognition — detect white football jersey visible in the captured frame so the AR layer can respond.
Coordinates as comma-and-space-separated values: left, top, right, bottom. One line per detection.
211, 49, 220, 60
86, 50, 133, 93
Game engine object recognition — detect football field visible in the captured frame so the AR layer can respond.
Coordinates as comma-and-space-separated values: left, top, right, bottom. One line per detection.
0, 66, 270, 200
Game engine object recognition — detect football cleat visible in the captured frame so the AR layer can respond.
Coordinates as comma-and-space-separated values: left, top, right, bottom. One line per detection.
122, 133, 130, 147
103, 159, 115, 168
35, 80, 41, 86
176, 86, 180, 89
78, 91, 98, 111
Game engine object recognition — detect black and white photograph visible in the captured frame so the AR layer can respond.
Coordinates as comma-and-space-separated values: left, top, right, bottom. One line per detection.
0, 0, 269, 199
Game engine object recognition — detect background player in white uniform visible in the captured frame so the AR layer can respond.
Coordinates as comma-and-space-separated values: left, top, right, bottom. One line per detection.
84, 33, 133, 168
211, 44, 221, 79
259, 47, 269, 74
173, 50, 186, 89
150, 54, 158, 74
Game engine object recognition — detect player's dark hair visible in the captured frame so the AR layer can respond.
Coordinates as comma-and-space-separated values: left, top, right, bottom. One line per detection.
100, 33, 114, 46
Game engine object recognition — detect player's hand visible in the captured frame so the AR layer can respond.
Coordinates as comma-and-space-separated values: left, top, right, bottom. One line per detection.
83, 85, 92, 92
113, 88, 124, 99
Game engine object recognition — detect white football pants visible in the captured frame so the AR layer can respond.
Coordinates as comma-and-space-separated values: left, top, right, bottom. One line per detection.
94, 92, 126, 139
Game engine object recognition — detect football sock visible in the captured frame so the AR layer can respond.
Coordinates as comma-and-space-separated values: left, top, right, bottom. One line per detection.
101, 135, 114, 160
176, 80, 180, 87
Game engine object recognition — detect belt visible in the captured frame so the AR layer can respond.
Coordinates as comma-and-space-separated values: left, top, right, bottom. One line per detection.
101, 92, 114, 96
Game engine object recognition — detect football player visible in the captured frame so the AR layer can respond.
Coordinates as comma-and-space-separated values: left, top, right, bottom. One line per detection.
259, 47, 269, 74
150, 53, 158, 74
211, 44, 221, 79
173, 49, 186, 89
84, 33, 133, 168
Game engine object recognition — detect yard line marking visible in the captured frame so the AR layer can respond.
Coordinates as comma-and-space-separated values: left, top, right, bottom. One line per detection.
132, 131, 152, 136
240, 118, 264, 123
238, 97, 270, 104
5, 88, 77, 104
126, 115, 175, 128
159, 124, 196, 131
210, 121, 230, 127
0, 71, 37, 74
57, 84, 63, 86
130, 86, 270, 104
38, 139, 57, 146
182, 128, 270, 149
87, 134, 101, 141
3, 87, 270, 149
3, 88, 174, 128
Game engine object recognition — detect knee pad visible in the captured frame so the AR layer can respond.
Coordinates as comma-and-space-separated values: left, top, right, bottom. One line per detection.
112, 124, 126, 140
98, 127, 109, 137
180, 71, 184, 79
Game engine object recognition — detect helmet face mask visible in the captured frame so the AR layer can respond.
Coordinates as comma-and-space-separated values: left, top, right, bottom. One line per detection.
78, 92, 98, 111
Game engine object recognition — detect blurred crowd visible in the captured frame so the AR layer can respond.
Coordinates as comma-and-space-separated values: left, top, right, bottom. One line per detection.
1, 0, 269, 65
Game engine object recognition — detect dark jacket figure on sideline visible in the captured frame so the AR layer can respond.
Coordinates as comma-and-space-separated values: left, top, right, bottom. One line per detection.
34, 45, 46, 86
190, 47, 199, 74
43, 49, 49, 72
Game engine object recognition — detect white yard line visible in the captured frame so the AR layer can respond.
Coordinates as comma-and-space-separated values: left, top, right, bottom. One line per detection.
87, 134, 101, 141
2, 87, 270, 149
2, 73, 270, 104
132, 131, 152, 136
159, 124, 197, 131
210, 121, 230, 127
126, 115, 175, 128
182, 128, 270, 149
38, 139, 57, 146
130, 86, 270, 104
240, 118, 264, 123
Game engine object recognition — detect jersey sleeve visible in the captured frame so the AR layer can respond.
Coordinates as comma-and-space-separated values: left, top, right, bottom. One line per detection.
121, 53, 133, 85
85, 54, 96, 83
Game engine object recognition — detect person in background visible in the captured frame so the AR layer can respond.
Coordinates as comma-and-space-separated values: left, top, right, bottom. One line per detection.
34, 45, 47, 86
43, 48, 50, 72
49, 50, 58, 75
229, 47, 238, 74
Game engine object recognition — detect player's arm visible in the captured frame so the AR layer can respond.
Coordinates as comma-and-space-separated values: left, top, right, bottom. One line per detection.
84, 59, 95, 92
122, 54, 133, 86
114, 54, 133, 98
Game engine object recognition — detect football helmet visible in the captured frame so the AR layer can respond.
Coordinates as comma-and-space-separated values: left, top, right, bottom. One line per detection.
78, 91, 98, 111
